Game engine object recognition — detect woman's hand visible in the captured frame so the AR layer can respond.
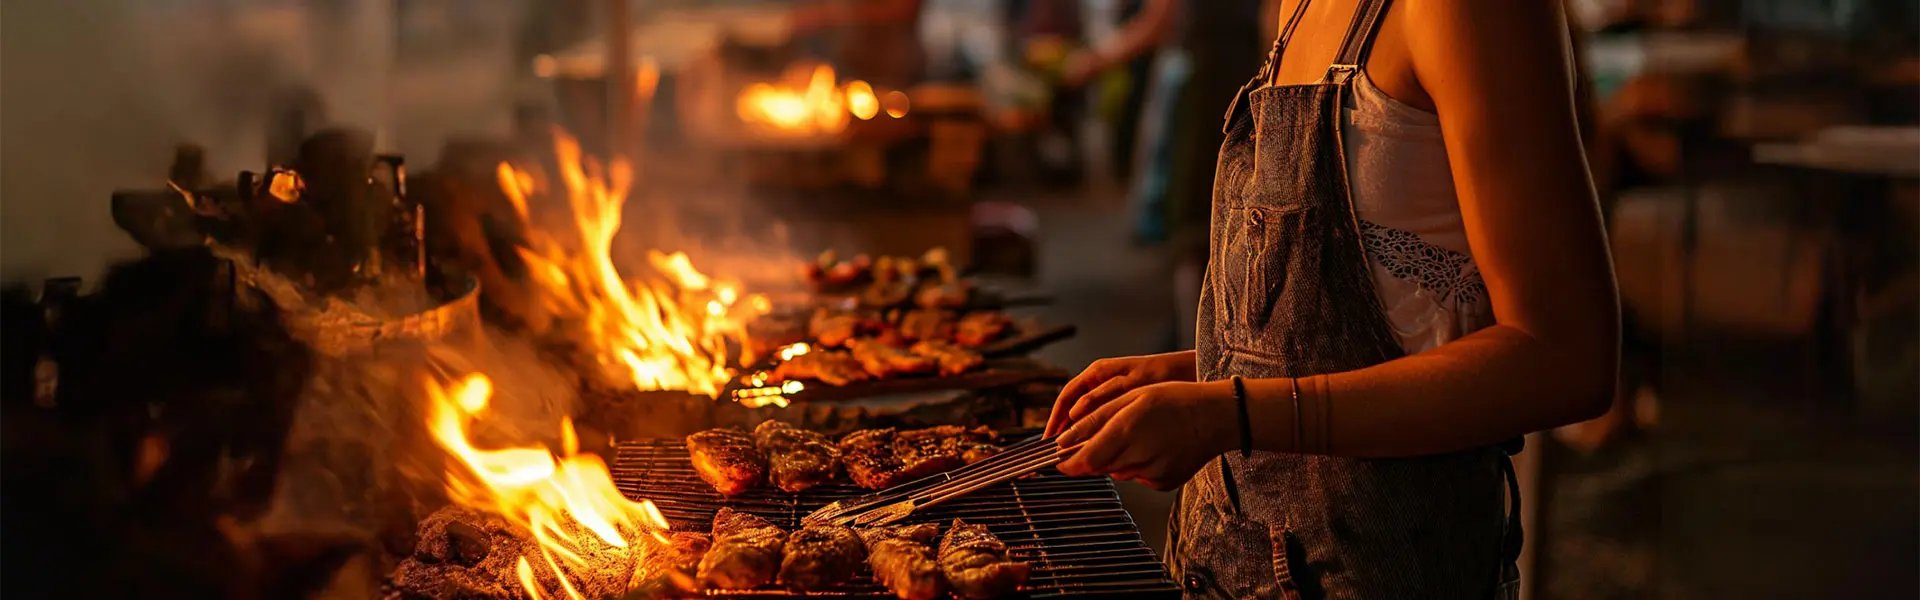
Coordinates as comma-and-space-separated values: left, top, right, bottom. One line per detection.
1055, 380, 1236, 490
1045, 351, 1197, 436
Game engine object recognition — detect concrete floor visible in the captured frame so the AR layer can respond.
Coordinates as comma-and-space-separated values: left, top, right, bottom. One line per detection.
998, 182, 1919, 598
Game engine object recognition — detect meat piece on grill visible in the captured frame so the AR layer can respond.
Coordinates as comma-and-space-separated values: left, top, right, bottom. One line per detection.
810, 309, 864, 348
896, 425, 1001, 468
863, 278, 913, 308
850, 338, 936, 378
699, 508, 788, 589
839, 428, 909, 489
954, 311, 1011, 347
686, 429, 767, 496
752, 421, 841, 493
770, 350, 871, 386
840, 426, 1002, 489
899, 309, 956, 342
914, 280, 970, 309
777, 525, 867, 591
910, 339, 983, 376
629, 531, 711, 595
861, 523, 947, 600
939, 519, 1031, 599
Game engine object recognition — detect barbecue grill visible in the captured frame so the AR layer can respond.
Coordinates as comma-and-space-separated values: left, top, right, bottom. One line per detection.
611, 437, 1180, 599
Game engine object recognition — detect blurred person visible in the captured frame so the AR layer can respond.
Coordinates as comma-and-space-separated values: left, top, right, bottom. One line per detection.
1044, 0, 1616, 597
1056, 0, 1267, 351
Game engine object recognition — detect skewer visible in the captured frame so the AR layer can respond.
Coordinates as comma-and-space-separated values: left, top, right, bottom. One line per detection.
804, 434, 1055, 524
850, 440, 1084, 527
807, 435, 1062, 524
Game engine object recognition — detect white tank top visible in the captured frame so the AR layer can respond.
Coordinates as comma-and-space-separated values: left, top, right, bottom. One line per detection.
1341, 71, 1493, 353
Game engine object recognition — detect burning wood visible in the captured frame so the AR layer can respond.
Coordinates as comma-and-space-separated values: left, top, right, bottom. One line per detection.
418, 372, 674, 599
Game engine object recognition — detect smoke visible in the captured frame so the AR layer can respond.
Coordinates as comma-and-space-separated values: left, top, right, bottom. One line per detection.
1, 0, 523, 283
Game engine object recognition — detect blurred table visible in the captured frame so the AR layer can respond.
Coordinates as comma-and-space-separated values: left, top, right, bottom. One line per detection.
1753, 126, 1920, 178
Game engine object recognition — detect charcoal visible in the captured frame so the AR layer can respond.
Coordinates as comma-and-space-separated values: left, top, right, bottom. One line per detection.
393, 505, 644, 600
445, 521, 491, 567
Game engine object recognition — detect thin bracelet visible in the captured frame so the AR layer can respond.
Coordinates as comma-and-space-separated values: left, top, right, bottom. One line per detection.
1290, 376, 1304, 453
1231, 375, 1252, 457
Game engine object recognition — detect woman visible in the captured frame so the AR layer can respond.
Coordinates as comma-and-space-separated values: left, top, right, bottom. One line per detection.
1044, 0, 1617, 597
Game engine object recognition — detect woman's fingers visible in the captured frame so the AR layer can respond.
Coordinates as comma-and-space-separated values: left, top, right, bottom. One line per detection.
1067, 375, 1135, 421
1058, 389, 1133, 448
1047, 362, 1116, 436
1059, 399, 1140, 475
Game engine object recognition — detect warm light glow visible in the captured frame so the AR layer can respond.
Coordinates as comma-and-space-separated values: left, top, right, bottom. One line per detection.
735, 64, 905, 135
268, 170, 303, 203
636, 57, 661, 102
847, 81, 880, 120
498, 130, 769, 397
777, 342, 812, 361
533, 54, 558, 79
883, 91, 911, 118
427, 372, 671, 600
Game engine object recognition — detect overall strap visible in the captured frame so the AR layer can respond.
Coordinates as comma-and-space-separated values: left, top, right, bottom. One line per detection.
1222, 0, 1318, 133
1327, 0, 1394, 80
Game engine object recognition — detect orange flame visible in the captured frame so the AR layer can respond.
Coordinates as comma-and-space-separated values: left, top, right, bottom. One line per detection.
735, 64, 906, 134
499, 131, 766, 397
427, 372, 670, 600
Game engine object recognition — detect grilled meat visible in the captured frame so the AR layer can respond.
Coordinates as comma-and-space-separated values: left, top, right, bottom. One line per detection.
954, 311, 1011, 347
910, 339, 983, 376
899, 309, 956, 342
805, 251, 873, 291
894, 425, 1000, 475
629, 531, 711, 595
770, 350, 871, 386
839, 428, 910, 489
914, 280, 970, 309
777, 525, 867, 591
850, 338, 936, 378
699, 508, 788, 589
686, 429, 767, 496
839, 426, 1001, 489
810, 309, 864, 348
752, 421, 841, 493
939, 519, 1031, 599
861, 523, 946, 600
863, 279, 913, 308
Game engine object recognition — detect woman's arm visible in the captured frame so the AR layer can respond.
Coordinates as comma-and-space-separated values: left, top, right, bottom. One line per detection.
1061, 0, 1616, 474
1060, 0, 1179, 87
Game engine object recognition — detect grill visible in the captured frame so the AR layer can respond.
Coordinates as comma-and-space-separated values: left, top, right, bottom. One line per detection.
611, 437, 1180, 599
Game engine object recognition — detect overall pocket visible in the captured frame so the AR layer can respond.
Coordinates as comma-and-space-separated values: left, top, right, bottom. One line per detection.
1175, 494, 1301, 600
1225, 205, 1318, 350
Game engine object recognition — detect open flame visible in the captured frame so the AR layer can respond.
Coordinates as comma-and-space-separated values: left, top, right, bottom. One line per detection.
735, 64, 905, 135
426, 372, 670, 600
499, 131, 767, 397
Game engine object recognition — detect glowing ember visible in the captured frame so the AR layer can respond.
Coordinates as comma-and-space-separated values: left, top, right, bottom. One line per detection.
736, 64, 908, 135
498, 131, 767, 397
426, 372, 671, 599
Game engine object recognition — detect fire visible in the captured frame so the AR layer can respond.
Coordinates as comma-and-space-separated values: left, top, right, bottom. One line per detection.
426, 372, 670, 599
735, 64, 906, 135
499, 131, 766, 397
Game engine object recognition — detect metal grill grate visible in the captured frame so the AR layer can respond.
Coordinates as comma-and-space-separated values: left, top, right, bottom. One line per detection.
612, 438, 1180, 599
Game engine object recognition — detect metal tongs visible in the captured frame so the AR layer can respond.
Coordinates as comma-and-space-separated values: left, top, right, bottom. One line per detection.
804, 434, 1085, 528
